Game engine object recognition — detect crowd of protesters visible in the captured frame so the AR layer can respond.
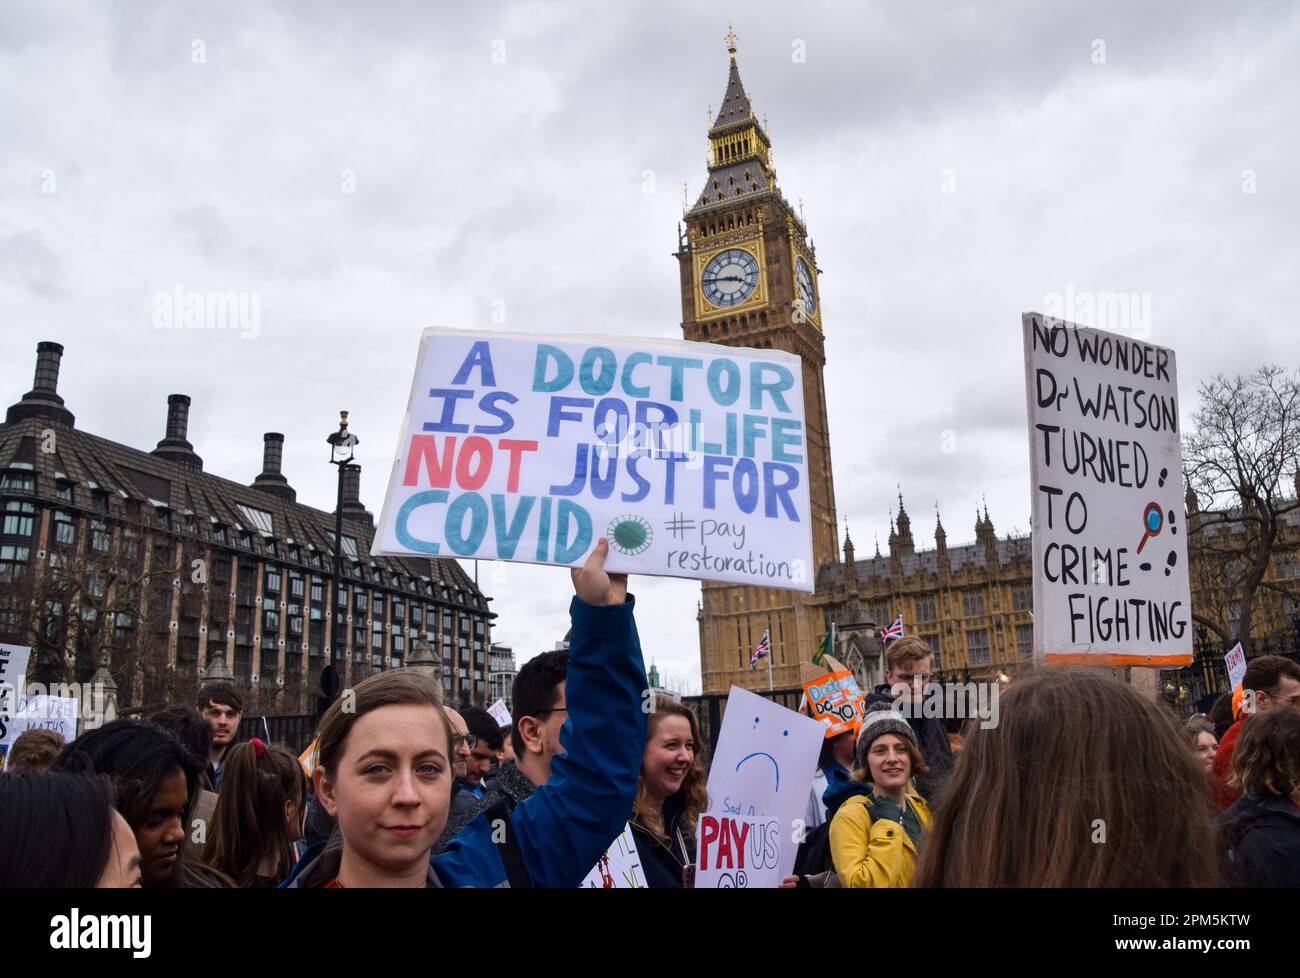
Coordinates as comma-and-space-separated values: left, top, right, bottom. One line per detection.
3, 539, 1299, 889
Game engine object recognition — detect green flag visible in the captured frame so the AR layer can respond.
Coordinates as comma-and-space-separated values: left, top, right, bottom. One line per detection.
814, 623, 835, 665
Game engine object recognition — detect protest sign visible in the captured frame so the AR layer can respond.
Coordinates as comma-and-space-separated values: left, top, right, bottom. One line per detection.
802, 669, 864, 738
1023, 314, 1192, 666
487, 698, 512, 728
373, 329, 813, 590
580, 823, 647, 888
703, 685, 823, 883
0, 643, 33, 746
693, 813, 783, 888
1, 695, 79, 761
1224, 642, 1246, 692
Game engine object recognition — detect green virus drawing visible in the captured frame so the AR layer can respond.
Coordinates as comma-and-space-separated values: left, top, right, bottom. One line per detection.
607, 515, 653, 556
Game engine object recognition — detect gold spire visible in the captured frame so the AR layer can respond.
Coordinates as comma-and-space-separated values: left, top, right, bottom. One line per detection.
725, 22, 738, 58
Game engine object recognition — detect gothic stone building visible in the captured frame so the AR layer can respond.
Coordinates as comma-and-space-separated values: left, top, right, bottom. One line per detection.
0, 341, 494, 715
817, 484, 1300, 706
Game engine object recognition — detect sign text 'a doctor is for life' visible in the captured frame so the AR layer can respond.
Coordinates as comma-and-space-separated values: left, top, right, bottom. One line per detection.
373, 328, 813, 589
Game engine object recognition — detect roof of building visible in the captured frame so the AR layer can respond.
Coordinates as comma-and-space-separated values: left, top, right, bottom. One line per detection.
1, 344, 488, 612
817, 535, 1034, 592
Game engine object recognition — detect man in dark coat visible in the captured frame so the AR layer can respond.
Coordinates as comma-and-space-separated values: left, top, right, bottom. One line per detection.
865, 635, 953, 805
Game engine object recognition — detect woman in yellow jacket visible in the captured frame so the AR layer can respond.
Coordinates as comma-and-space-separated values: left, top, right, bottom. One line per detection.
829, 705, 933, 888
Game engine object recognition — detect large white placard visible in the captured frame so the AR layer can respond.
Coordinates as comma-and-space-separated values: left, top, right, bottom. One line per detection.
1023, 313, 1192, 666
702, 686, 824, 885
373, 329, 814, 590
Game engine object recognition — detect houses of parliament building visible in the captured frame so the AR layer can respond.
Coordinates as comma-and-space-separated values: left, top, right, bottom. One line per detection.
682, 33, 1300, 706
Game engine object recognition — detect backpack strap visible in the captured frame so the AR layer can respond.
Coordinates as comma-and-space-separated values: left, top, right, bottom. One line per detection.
483, 796, 533, 888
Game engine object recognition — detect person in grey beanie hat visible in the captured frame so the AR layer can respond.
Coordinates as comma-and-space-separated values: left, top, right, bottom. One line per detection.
855, 704, 919, 768
824, 700, 934, 887
781, 702, 934, 889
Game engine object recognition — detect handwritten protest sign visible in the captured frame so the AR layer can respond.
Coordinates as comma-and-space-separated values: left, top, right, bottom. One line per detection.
1023, 314, 1192, 666
4, 695, 78, 744
703, 686, 823, 884
802, 670, 864, 738
580, 823, 647, 888
0, 643, 32, 747
487, 698, 512, 728
1224, 642, 1247, 693
694, 813, 783, 888
373, 329, 813, 589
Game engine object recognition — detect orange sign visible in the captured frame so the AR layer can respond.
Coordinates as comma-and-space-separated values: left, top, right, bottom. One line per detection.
802, 670, 864, 738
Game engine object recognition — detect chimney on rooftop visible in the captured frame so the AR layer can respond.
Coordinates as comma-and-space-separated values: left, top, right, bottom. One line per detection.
251, 432, 296, 501
5, 341, 76, 427
151, 394, 204, 469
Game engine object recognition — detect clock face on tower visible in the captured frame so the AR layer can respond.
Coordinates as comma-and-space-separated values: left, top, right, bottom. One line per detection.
701, 248, 760, 307
795, 255, 816, 316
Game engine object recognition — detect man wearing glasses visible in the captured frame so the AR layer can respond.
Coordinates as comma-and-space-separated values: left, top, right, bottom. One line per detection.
445, 708, 473, 782
1212, 654, 1300, 811
865, 635, 953, 804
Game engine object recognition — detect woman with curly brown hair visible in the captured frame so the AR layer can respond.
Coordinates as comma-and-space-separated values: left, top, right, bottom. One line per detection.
629, 701, 709, 887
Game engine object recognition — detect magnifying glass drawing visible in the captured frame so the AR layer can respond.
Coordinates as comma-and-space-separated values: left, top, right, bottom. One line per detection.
1137, 501, 1163, 554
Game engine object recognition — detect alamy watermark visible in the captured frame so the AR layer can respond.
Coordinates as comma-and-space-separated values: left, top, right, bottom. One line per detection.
0, 681, 113, 733
891, 679, 1001, 729
151, 285, 261, 339
1042, 285, 1151, 340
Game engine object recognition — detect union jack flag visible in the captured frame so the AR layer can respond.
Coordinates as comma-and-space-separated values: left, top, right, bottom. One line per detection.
749, 630, 771, 669
880, 615, 905, 644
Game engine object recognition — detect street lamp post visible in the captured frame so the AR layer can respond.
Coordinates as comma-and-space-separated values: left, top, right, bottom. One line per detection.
327, 411, 358, 689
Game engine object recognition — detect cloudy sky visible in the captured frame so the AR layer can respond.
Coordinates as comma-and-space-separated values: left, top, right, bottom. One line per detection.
3, 1, 1297, 692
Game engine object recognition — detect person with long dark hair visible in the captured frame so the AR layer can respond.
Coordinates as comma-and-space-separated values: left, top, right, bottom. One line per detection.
53, 719, 232, 888
913, 669, 1220, 887
149, 704, 219, 860
203, 738, 308, 887
0, 772, 141, 888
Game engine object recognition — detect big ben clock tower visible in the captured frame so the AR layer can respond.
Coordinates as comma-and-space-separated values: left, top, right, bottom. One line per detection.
677, 27, 840, 694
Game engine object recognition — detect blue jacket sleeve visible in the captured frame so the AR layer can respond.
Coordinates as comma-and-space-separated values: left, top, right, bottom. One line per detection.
511, 593, 648, 887
433, 593, 648, 888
